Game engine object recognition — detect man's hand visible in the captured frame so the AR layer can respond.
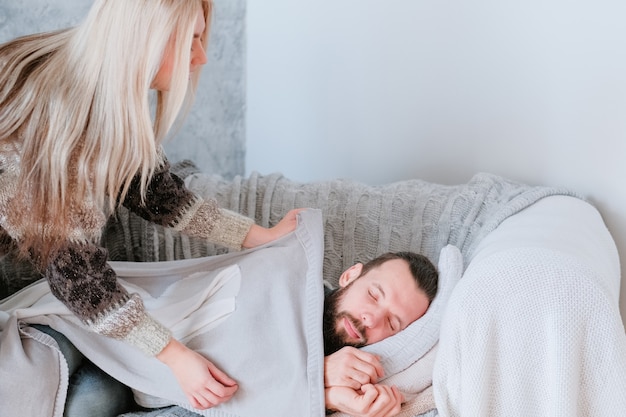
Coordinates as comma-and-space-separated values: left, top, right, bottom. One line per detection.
157, 339, 238, 409
325, 384, 403, 417
324, 346, 385, 389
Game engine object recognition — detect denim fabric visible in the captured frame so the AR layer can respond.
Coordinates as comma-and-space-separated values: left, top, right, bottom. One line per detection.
64, 360, 135, 417
32, 325, 136, 417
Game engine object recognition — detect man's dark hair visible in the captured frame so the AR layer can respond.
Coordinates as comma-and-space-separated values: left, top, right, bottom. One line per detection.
358, 252, 438, 302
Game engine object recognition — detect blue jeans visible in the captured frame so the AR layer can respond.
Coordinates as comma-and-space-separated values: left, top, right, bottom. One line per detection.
32, 325, 136, 417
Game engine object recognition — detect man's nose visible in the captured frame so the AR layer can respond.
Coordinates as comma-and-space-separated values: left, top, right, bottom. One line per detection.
361, 309, 383, 328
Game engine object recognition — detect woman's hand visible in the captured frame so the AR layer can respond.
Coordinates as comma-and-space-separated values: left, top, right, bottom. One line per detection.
242, 208, 305, 248
157, 339, 238, 410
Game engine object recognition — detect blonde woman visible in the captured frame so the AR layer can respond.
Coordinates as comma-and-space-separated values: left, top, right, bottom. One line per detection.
0, 0, 300, 413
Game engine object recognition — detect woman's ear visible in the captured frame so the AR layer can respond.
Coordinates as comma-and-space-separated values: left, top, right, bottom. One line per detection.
338, 263, 364, 288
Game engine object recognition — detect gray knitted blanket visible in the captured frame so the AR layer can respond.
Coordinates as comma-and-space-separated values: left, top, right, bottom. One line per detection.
103, 161, 580, 290
0, 162, 578, 295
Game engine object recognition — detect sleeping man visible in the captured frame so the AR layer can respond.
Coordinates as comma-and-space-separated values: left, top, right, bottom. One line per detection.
321, 251, 438, 417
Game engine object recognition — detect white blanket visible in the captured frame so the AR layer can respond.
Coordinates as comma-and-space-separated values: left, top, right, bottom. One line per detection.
0, 209, 326, 417
433, 196, 626, 416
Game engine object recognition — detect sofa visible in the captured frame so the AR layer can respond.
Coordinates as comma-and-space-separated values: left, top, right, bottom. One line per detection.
2, 161, 626, 417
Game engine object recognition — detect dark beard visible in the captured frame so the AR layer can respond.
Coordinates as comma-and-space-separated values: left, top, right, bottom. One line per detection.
323, 287, 367, 355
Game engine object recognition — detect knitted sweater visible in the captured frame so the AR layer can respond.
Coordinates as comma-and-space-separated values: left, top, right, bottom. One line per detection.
0, 143, 254, 356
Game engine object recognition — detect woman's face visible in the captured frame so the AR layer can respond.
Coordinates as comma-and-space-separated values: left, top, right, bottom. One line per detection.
151, 8, 208, 91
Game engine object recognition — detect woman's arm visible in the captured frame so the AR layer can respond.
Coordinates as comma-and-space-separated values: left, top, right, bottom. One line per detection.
45, 241, 170, 355
122, 156, 302, 250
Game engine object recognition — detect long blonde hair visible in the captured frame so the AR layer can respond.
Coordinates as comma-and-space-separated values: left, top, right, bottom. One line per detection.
0, 0, 212, 261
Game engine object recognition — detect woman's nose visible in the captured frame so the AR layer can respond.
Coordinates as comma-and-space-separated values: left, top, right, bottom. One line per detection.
192, 47, 208, 67
196, 47, 208, 66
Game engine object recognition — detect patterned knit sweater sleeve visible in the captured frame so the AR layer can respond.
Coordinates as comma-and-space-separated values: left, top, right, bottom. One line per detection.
122, 156, 254, 250
45, 241, 171, 356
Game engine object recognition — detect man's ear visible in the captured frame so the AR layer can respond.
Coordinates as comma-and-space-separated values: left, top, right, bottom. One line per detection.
338, 263, 363, 288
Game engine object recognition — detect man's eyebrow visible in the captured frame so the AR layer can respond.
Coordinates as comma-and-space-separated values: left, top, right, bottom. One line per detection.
374, 283, 403, 329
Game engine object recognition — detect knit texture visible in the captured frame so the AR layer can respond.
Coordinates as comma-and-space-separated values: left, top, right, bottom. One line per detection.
434, 247, 626, 417
103, 161, 579, 289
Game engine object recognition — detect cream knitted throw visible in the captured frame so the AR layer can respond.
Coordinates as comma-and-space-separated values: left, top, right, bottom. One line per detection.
433, 195, 626, 417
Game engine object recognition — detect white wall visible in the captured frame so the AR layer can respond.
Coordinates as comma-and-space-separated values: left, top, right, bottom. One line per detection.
246, 0, 626, 324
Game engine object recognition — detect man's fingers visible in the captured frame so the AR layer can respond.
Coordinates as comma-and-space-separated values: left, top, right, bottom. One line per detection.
339, 347, 384, 384
359, 383, 380, 402
352, 357, 384, 383
362, 384, 403, 417
392, 385, 404, 404
348, 348, 384, 380
349, 347, 382, 365
325, 346, 385, 391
